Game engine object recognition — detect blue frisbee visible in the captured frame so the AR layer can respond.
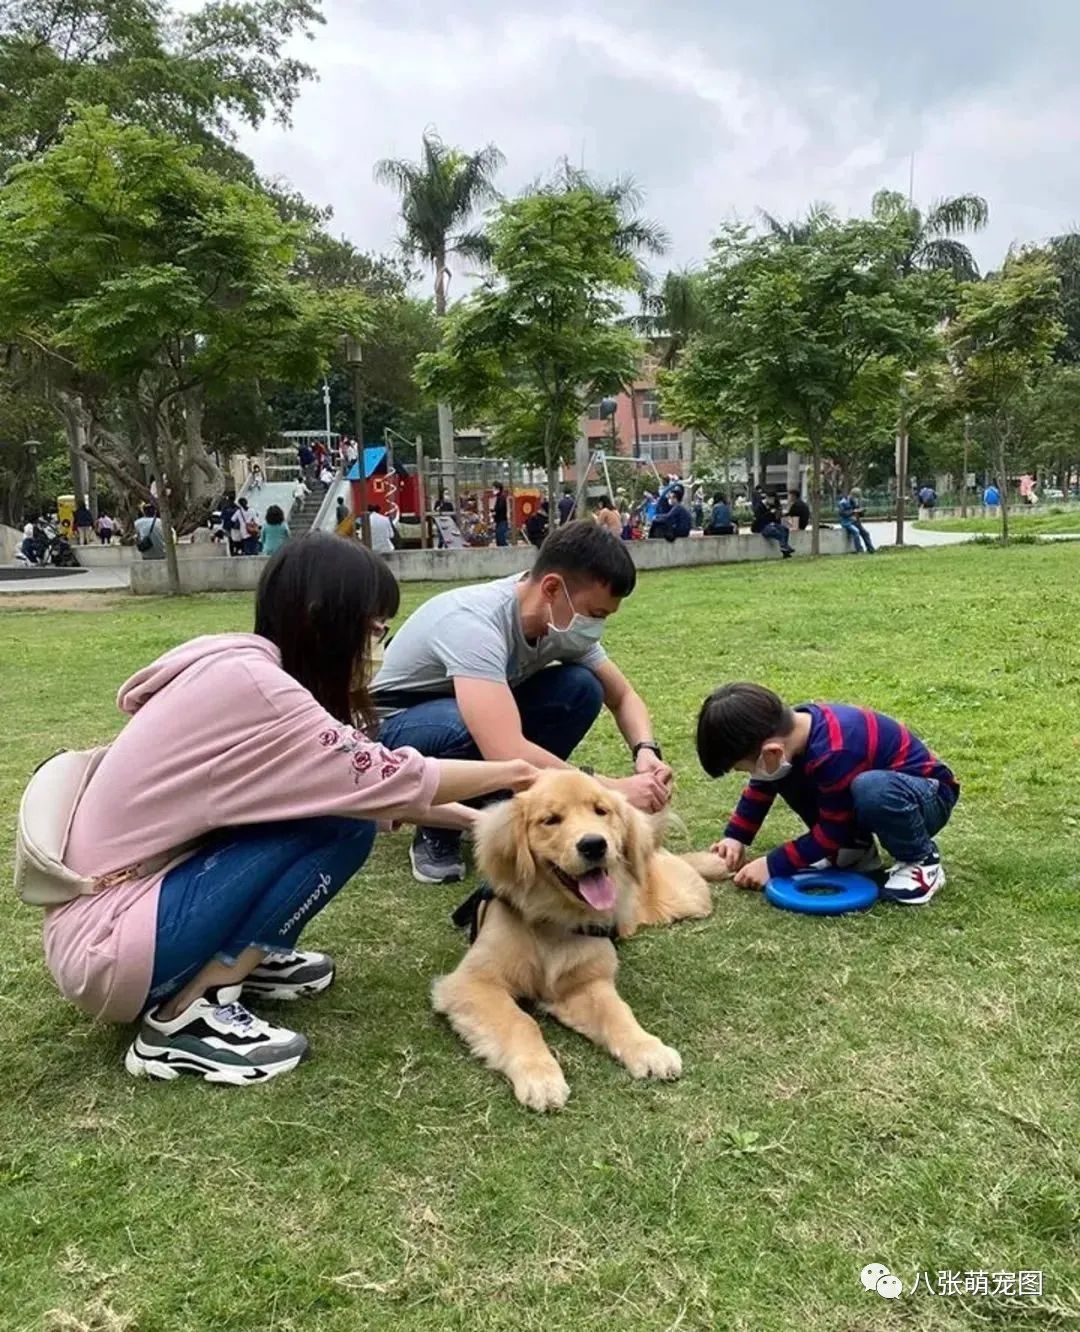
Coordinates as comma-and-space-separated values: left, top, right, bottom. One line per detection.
765, 869, 880, 916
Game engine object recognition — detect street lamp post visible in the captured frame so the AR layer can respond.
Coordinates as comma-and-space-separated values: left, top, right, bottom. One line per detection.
344, 337, 371, 548
894, 372, 917, 548
24, 439, 41, 518
322, 380, 332, 459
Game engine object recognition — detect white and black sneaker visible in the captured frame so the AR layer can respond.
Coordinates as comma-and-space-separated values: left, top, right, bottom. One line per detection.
242, 949, 335, 1002
124, 984, 309, 1085
882, 847, 945, 905
410, 827, 466, 884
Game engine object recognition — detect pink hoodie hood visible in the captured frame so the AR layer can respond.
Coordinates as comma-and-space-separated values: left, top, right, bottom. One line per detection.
45, 632, 441, 1023
117, 633, 275, 715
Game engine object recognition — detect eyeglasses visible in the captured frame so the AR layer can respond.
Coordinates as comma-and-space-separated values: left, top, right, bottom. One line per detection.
371, 621, 390, 643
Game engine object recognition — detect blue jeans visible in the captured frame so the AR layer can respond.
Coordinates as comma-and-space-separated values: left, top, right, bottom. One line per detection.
494, 520, 509, 547
148, 817, 375, 1004
379, 663, 604, 765
773, 767, 952, 864
840, 517, 874, 553
756, 521, 792, 551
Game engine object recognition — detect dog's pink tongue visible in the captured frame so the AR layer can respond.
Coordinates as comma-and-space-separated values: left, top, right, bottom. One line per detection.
577, 868, 617, 912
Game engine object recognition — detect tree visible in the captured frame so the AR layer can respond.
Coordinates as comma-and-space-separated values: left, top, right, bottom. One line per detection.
0, 0, 323, 171
0, 107, 366, 592
662, 214, 945, 552
416, 188, 641, 506
1046, 233, 1080, 363
946, 251, 1063, 542
374, 130, 505, 477
871, 189, 989, 280
633, 267, 710, 368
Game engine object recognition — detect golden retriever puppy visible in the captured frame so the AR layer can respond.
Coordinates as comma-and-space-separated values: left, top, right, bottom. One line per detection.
431, 769, 726, 1111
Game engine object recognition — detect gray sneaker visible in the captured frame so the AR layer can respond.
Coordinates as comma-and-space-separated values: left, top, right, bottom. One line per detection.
410, 827, 466, 884
124, 984, 309, 1085
242, 949, 335, 1002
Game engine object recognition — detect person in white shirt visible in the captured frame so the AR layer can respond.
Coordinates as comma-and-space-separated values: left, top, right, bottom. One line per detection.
366, 503, 396, 556
292, 475, 310, 504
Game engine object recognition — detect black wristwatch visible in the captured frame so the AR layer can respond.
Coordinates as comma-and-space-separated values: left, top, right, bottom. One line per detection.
632, 741, 663, 763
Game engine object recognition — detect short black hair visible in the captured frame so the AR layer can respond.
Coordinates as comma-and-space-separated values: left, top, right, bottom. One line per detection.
696, 682, 795, 777
265, 504, 284, 525
368, 502, 381, 513
255, 533, 400, 729
670, 485, 685, 501
531, 519, 636, 597
712, 492, 727, 504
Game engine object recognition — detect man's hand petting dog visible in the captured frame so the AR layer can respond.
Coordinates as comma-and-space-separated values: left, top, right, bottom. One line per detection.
609, 767, 672, 813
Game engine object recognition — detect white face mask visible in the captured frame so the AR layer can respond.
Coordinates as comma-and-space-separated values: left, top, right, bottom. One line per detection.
546, 578, 606, 646
752, 752, 791, 783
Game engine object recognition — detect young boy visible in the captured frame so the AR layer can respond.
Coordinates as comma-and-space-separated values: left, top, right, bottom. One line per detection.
697, 683, 959, 905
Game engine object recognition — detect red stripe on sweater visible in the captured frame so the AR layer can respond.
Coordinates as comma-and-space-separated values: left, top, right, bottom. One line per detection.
863, 709, 879, 765
893, 726, 912, 770
744, 786, 773, 804
730, 812, 758, 835
821, 705, 843, 751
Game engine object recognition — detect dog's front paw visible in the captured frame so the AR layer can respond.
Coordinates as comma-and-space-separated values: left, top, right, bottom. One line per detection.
512, 1062, 570, 1112
624, 1040, 682, 1081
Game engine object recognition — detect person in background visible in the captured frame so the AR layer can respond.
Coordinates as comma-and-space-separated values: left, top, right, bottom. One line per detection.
342, 438, 359, 468
318, 461, 335, 493
248, 463, 264, 492
557, 489, 575, 526
750, 487, 794, 558
367, 502, 397, 556
983, 480, 1001, 517
524, 499, 549, 548
133, 504, 165, 561
73, 501, 94, 546
435, 489, 455, 514
191, 517, 215, 545
705, 493, 736, 536
96, 513, 115, 545
297, 442, 315, 484
335, 496, 348, 529
220, 493, 240, 557
234, 497, 260, 556
596, 495, 622, 535
786, 490, 810, 531
917, 483, 937, 519
492, 481, 510, 547
292, 474, 310, 507
313, 439, 327, 475
837, 493, 874, 553
259, 504, 290, 556
648, 484, 692, 540
691, 485, 705, 530
40, 535, 535, 1083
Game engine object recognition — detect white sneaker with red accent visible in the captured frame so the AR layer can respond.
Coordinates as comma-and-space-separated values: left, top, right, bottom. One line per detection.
882, 849, 945, 905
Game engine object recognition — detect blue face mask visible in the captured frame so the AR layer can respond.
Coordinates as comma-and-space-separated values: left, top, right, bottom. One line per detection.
546, 578, 606, 647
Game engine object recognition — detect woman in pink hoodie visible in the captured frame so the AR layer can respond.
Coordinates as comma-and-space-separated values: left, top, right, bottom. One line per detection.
44, 534, 535, 1085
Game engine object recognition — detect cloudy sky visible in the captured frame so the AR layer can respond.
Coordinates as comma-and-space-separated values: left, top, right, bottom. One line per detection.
236, 0, 1079, 285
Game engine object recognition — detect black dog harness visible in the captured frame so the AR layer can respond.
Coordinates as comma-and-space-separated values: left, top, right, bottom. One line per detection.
451, 883, 618, 945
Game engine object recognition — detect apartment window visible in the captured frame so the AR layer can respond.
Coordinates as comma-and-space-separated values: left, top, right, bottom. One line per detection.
639, 390, 661, 422
640, 432, 681, 462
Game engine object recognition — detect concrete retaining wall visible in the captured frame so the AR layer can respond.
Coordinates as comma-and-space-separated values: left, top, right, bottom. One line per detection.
130, 528, 848, 595
78, 542, 225, 568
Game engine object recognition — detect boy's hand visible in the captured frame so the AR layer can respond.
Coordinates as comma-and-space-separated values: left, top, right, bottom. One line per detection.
733, 856, 771, 891
710, 837, 747, 872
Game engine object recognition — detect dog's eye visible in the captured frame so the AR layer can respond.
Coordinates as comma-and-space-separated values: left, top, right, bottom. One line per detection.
594, 805, 609, 817
541, 813, 563, 826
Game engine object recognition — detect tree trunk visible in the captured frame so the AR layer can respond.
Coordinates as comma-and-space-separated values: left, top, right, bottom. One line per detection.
433, 253, 456, 501
996, 428, 1010, 545
142, 407, 182, 596
181, 385, 222, 506
544, 442, 556, 515
809, 429, 822, 556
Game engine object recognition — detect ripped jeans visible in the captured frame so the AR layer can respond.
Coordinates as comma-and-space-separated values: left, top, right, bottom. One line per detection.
148, 817, 375, 1004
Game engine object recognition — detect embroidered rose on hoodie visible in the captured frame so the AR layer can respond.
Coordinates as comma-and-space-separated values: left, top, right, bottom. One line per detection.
352, 750, 373, 774
319, 728, 340, 748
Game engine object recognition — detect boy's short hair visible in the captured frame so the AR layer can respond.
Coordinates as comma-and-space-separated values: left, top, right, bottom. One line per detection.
696, 682, 796, 777
531, 520, 636, 597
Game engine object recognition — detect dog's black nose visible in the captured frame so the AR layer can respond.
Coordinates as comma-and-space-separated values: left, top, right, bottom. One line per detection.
576, 835, 607, 862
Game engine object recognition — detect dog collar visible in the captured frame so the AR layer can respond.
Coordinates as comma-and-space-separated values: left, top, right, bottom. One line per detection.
451, 883, 618, 945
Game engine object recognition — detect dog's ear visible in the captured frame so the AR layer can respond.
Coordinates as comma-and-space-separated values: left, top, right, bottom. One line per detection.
619, 800, 652, 887
476, 796, 535, 886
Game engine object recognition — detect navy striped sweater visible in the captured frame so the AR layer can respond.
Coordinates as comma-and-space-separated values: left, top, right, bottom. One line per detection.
724, 703, 959, 877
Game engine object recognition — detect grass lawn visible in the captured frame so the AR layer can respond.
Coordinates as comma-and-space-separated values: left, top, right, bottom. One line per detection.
2, 544, 1079, 1332
914, 509, 1080, 535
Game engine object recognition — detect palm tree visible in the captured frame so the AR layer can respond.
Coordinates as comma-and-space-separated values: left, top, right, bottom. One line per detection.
871, 189, 989, 279
757, 201, 835, 246
375, 130, 505, 472
635, 267, 710, 368
547, 160, 670, 291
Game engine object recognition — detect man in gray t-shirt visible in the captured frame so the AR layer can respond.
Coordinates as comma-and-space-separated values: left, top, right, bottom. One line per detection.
133, 507, 165, 561
374, 522, 672, 883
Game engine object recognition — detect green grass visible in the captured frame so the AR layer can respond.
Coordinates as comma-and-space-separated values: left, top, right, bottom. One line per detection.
2, 546, 1079, 1332
914, 509, 1080, 535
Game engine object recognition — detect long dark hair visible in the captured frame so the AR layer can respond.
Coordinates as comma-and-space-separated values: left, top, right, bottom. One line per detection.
254, 533, 399, 729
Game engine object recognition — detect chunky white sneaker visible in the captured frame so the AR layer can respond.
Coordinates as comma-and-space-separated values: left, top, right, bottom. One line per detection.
242, 949, 335, 1002
837, 841, 885, 874
124, 984, 309, 1085
882, 850, 945, 905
